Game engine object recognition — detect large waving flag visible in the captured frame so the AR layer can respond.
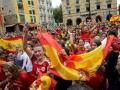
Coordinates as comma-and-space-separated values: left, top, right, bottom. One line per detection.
67, 35, 114, 75
38, 32, 87, 80
0, 36, 23, 52
38, 31, 114, 80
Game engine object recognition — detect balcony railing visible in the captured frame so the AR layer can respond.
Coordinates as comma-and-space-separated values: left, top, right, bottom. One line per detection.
106, 0, 112, 3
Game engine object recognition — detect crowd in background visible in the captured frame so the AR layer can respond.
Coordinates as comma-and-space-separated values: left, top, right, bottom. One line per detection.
0, 19, 120, 90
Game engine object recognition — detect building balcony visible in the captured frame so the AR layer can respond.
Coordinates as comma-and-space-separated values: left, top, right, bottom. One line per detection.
80, 11, 97, 16
18, 9, 24, 14
96, 0, 101, 4
106, 0, 112, 3
85, 1, 90, 5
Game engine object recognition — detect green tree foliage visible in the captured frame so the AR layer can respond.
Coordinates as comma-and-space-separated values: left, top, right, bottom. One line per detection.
53, 5, 63, 23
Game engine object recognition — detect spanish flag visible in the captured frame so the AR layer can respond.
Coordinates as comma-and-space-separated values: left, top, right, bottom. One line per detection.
67, 35, 115, 76
0, 36, 23, 52
38, 32, 89, 80
110, 15, 120, 22
38, 32, 114, 80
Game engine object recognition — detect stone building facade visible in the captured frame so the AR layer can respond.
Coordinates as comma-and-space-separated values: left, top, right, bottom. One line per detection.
61, 0, 117, 25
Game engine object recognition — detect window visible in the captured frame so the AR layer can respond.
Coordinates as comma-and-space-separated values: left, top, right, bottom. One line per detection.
66, 7, 71, 14
18, 3, 23, 10
76, 0, 79, 4
44, 15, 46, 22
19, 14, 25, 23
107, 4, 111, 8
28, 1, 30, 5
86, 7, 90, 12
42, 0, 44, 4
47, 9, 49, 13
29, 10, 32, 14
31, 1, 34, 5
66, 0, 70, 5
50, 2, 52, 7
33, 10, 35, 14
96, 0, 100, 2
86, 0, 89, 2
96, 4, 100, 10
30, 16, 33, 22
76, 7, 80, 13
33, 16, 36, 22
18, 0, 22, 2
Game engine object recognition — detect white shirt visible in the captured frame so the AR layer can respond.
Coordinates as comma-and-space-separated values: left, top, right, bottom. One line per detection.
16, 51, 33, 72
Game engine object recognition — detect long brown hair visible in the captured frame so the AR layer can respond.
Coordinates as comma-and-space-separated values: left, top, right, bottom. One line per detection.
3, 61, 20, 79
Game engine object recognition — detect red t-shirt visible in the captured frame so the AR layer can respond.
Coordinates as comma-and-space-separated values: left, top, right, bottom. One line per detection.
19, 71, 35, 88
74, 48, 86, 54
32, 60, 49, 77
81, 31, 91, 41
112, 36, 120, 51
86, 72, 105, 90
0, 66, 5, 81
0, 70, 35, 90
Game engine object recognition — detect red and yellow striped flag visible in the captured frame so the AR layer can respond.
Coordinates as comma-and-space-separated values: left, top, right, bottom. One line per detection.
38, 32, 89, 80
38, 32, 114, 80
0, 36, 23, 52
67, 35, 114, 74
110, 15, 120, 22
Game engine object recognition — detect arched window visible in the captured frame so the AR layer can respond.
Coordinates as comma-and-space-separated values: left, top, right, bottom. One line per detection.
76, 18, 82, 25
106, 14, 112, 21
66, 19, 73, 26
96, 15, 102, 22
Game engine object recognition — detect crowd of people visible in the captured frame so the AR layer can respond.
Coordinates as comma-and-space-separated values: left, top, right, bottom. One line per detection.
0, 19, 120, 90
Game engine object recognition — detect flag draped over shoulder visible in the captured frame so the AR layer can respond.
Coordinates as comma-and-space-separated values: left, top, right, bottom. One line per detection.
38, 31, 114, 80
0, 36, 23, 52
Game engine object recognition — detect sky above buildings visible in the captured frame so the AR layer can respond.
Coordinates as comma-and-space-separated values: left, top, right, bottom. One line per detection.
52, 0, 120, 8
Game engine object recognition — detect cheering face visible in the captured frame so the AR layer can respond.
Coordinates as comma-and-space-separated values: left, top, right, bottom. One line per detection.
116, 56, 120, 74
83, 26, 89, 32
16, 45, 23, 52
78, 39, 84, 49
101, 34, 106, 40
91, 42, 98, 49
34, 47, 44, 60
